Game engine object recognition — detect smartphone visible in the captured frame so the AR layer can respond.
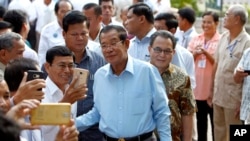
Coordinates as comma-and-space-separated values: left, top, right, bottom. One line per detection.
244, 70, 250, 75
27, 70, 45, 90
73, 68, 89, 87
27, 70, 45, 81
30, 103, 71, 125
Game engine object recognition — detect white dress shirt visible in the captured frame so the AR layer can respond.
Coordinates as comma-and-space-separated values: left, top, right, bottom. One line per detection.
29, 0, 56, 33
172, 44, 196, 89
41, 77, 77, 141
8, 0, 32, 15
23, 44, 39, 63
175, 27, 198, 48
38, 21, 64, 67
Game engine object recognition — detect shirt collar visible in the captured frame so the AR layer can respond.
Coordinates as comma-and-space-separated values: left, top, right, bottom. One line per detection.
183, 26, 195, 37
133, 28, 157, 42
45, 77, 64, 96
106, 55, 134, 76
227, 29, 248, 44
162, 63, 174, 76
78, 49, 92, 64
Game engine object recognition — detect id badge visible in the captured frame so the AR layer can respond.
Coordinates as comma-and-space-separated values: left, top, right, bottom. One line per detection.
198, 59, 206, 68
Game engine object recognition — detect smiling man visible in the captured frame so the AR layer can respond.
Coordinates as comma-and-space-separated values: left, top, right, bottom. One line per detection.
42, 46, 87, 141
76, 25, 172, 141
149, 30, 196, 141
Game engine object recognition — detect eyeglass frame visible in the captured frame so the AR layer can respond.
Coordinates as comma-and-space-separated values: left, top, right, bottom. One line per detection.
101, 40, 124, 50
152, 46, 174, 55
51, 63, 76, 70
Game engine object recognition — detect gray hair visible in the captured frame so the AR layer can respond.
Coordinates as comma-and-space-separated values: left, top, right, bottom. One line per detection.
230, 4, 248, 25
0, 32, 22, 51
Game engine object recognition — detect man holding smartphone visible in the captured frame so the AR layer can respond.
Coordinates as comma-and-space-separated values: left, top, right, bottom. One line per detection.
42, 46, 87, 141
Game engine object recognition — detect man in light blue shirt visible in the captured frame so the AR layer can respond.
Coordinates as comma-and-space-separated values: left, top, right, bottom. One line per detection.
76, 25, 172, 141
126, 3, 156, 61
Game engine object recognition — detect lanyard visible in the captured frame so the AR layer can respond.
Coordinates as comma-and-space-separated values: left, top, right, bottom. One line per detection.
227, 40, 238, 58
204, 41, 210, 50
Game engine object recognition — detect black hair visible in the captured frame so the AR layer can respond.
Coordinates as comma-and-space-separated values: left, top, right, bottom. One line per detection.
128, 2, 154, 24
178, 7, 196, 24
83, 3, 102, 16
0, 21, 12, 31
99, 25, 127, 42
3, 10, 28, 34
0, 6, 6, 18
155, 12, 178, 29
202, 11, 219, 22
98, 0, 114, 5
0, 111, 21, 141
150, 30, 176, 49
54, 0, 73, 14
46, 46, 75, 64
62, 10, 87, 32
4, 58, 39, 92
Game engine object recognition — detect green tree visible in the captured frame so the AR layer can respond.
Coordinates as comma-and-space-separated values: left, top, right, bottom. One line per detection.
171, 0, 199, 11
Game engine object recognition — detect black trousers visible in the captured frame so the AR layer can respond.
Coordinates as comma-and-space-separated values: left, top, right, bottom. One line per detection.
196, 100, 214, 141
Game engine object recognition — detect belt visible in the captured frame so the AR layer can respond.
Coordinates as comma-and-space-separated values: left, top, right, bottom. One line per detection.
103, 131, 153, 141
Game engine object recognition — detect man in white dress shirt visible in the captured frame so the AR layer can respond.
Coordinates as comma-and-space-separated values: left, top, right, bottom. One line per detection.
38, 0, 73, 67
99, 0, 123, 27
175, 7, 197, 48
42, 46, 87, 141
125, 3, 156, 61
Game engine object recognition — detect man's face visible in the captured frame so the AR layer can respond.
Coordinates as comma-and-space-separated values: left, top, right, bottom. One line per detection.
177, 15, 185, 31
154, 20, 168, 31
56, 1, 73, 26
3, 39, 25, 64
223, 9, 237, 29
149, 36, 175, 72
125, 8, 140, 35
63, 22, 89, 53
83, 7, 102, 31
0, 80, 10, 114
100, 1, 114, 22
100, 29, 128, 66
45, 56, 74, 89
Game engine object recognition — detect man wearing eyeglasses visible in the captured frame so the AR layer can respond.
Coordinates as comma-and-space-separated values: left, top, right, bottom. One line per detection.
41, 46, 87, 141
76, 25, 172, 141
149, 30, 196, 141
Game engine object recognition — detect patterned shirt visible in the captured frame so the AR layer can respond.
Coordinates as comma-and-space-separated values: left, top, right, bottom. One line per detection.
235, 48, 250, 121
161, 64, 196, 141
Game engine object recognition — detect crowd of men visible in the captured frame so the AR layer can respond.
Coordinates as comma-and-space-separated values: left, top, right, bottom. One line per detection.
0, 0, 250, 141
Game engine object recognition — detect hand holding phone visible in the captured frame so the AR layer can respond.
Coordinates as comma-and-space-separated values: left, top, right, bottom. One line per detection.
30, 103, 71, 125
27, 70, 45, 81
73, 68, 89, 87
244, 70, 250, 75
27, 70, 45, 91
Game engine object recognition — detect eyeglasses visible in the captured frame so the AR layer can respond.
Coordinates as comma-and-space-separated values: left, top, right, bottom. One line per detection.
101, 40, 123, 50
153, 47, 173, 55
52, 63, 76, 70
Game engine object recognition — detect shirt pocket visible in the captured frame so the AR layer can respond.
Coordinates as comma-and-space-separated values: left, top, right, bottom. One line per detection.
128, 92, 151, 115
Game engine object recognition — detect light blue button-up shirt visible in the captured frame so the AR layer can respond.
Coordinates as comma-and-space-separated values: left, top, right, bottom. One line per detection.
76, 56, 172, 141
128, 28, 156, 61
